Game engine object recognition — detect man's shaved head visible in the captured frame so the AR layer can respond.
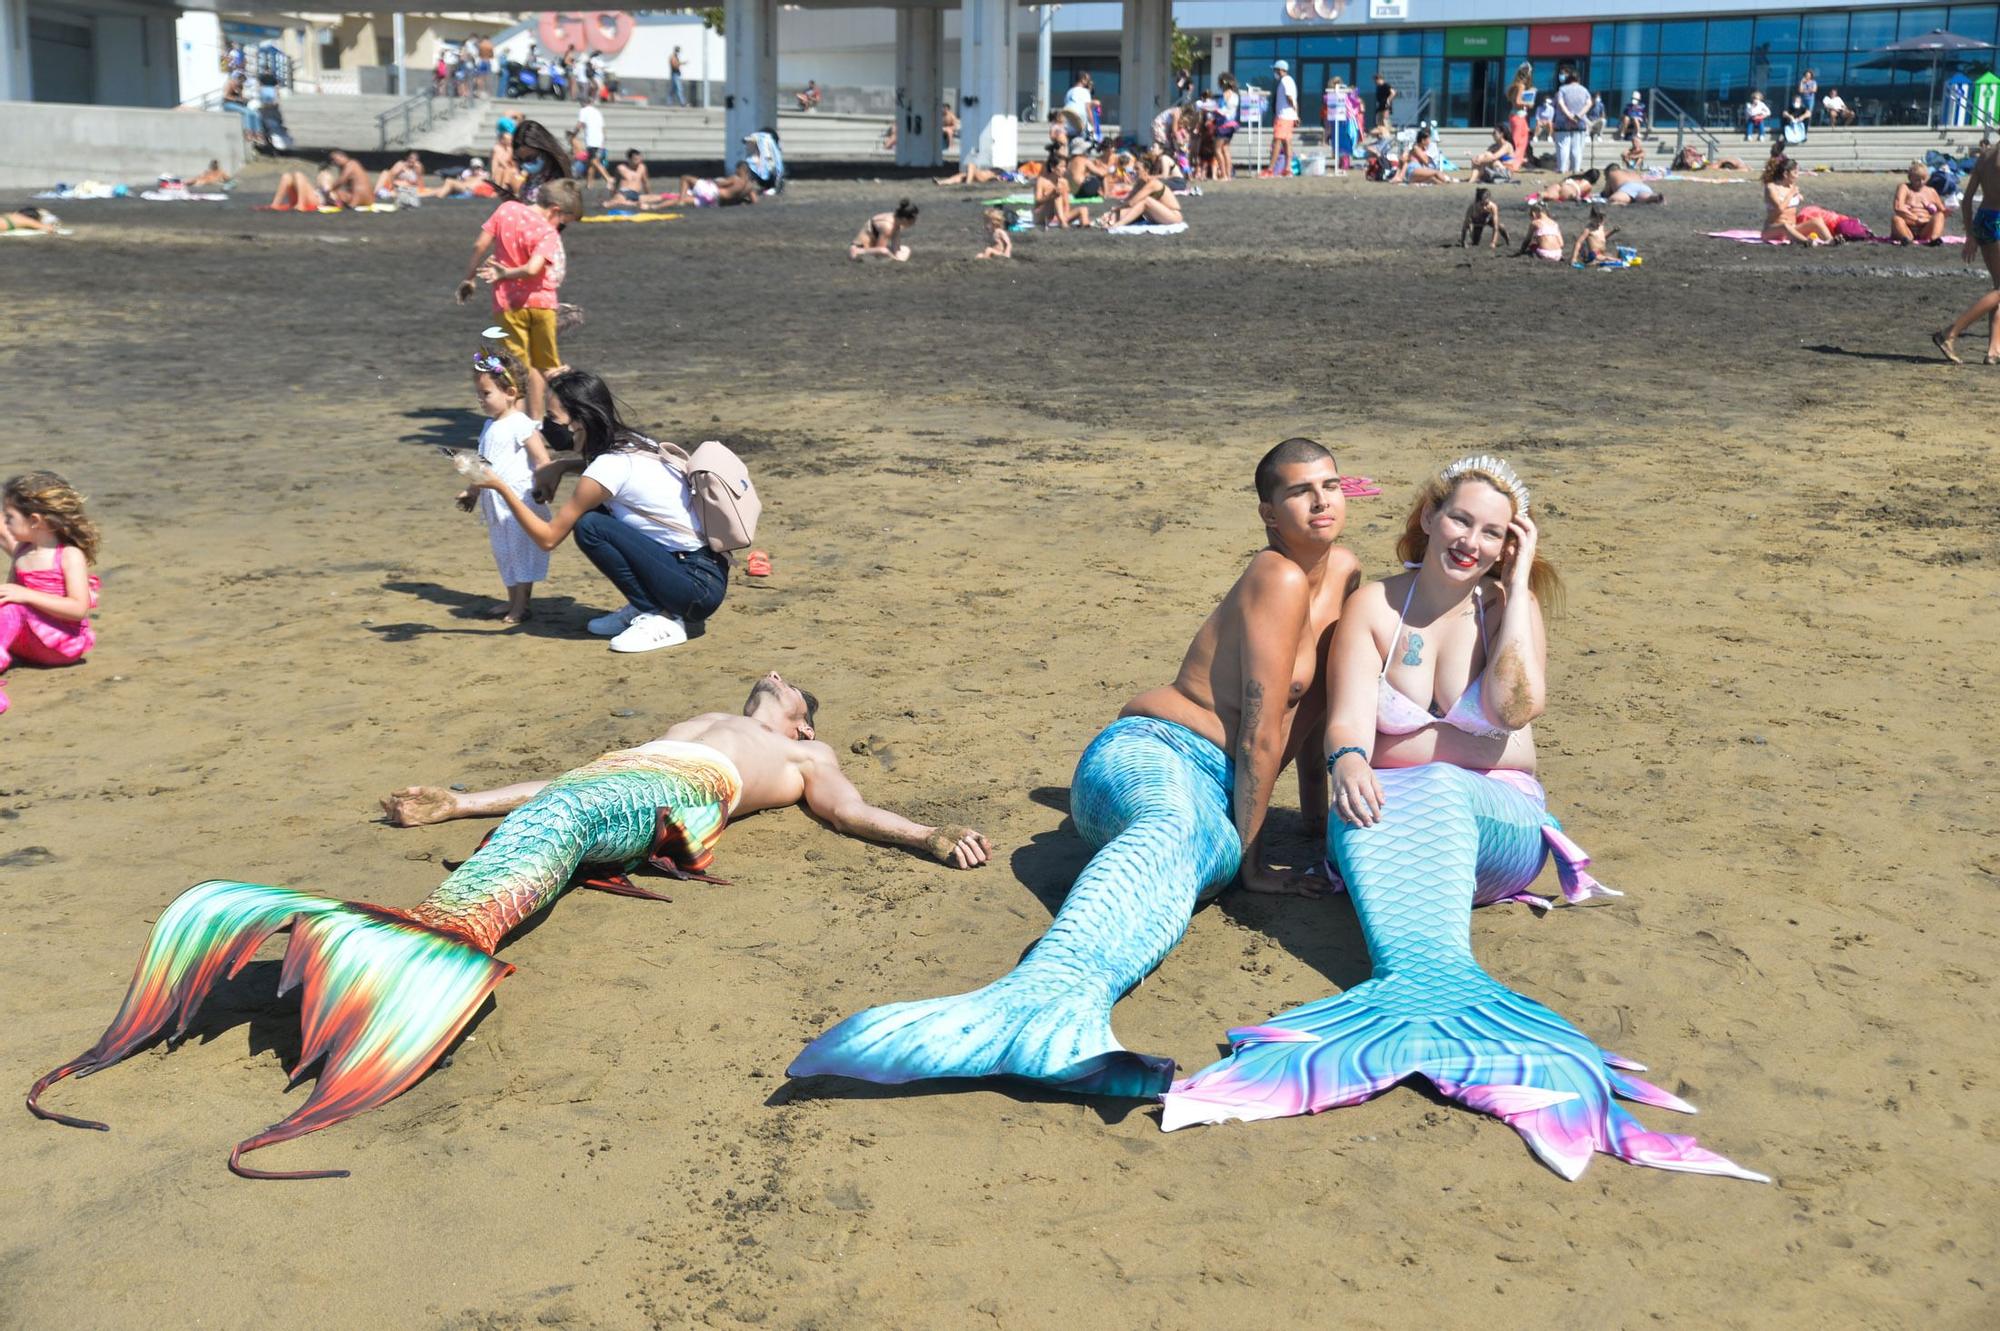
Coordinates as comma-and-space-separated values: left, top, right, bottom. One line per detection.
1255, 437, 1337, 502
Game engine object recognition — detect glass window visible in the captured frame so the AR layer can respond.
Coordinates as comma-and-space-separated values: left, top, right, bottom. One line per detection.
1704, 52, 1752, 116
1847, 10, 1899, 51
1654, 53, 1702, 112
1505, 27, 1527, 60
1896, 7, 1949, 37
1298, 34, 1356, 57
1234, 36, 1276, 60
1593, 25, 1613, 57
1422, 28, 1444, 58
1357, 34, 1379, 59
1707, 18, 1752, 53
1948, 6, 2000, 45
1601, 53, 1655, 101
1805, 55, 1847, 91
1379, 30, 1421, 57
1659, 20, 1704, 55
1803, 13, 1849, 51
1753, 15, 1801, 53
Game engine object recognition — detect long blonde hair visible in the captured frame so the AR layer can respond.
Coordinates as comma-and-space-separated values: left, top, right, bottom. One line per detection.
4, 470, 101, 564
1395, 458, 1561, 612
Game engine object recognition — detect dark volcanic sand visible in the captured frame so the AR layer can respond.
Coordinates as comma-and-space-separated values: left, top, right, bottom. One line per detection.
1, 171, 1995, 1331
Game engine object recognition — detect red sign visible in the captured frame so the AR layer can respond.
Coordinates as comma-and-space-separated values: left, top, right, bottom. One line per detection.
536, 11, 634, 57
1529, 23, 1591, 58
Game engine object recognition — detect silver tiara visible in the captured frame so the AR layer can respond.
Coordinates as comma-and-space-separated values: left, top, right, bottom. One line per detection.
1439, 454, 1530, 514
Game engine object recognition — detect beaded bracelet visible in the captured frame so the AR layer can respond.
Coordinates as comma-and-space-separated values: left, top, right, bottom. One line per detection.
1327, 746, 1369, 771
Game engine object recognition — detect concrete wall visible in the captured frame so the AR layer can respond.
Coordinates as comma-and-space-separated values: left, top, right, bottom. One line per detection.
0, 98, 243, 187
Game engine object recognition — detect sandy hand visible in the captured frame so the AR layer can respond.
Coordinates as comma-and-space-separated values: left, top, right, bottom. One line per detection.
924, 825, 991, 869
381, 786, 461, 827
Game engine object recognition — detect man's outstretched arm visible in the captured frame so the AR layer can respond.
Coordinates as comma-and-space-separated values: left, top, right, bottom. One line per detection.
798, 747, 990, 868
382, 779, 548, 827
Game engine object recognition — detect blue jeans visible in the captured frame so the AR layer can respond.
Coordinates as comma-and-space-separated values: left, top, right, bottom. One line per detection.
669, 71, 686, 106
573, 509, 727, 623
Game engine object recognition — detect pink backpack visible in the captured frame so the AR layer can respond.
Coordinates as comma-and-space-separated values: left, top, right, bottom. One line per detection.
654, 439, 761, 553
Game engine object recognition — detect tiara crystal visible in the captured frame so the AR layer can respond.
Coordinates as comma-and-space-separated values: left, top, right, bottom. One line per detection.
1439, 454, 1530, 515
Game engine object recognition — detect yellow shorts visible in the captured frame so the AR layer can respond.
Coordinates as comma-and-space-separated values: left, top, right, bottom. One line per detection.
498, 307, 560, 370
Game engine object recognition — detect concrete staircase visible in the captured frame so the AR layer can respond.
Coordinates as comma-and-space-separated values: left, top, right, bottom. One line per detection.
1421, 125, 1992, 173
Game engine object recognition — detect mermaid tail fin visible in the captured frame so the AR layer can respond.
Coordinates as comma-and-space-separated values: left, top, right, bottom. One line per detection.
28, 880, 350, 1130
789, 979, 1175, 1098
28, 880, 512, 1180
1159, 983, 1767, 1182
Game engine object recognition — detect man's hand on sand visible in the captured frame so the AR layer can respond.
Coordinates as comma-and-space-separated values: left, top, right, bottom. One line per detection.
382, 786, 461, 827
924, 825, 991, 869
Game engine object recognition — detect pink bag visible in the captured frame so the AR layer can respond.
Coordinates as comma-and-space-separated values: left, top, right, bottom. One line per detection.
655, 440, 761, 553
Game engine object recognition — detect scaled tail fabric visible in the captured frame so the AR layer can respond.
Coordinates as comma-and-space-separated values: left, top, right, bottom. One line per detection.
790, 717, 1241, 1096
28, 743, 740, 1179
1160, 764, 1767, 1183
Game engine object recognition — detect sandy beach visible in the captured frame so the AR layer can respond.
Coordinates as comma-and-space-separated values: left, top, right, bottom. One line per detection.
2, 169, 1995, 1329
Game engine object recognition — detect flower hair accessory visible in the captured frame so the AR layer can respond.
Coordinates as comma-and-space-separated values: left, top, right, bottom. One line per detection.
472, 350, 506, 374
1439, 455, 1530, 516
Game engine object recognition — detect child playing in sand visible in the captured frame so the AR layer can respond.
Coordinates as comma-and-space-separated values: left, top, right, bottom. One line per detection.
975, 208, 1013, 259
1459, 188, 1510, 249
1518, 200, 1564, 261
1, 471, 102, 716
1570, 207, 1618, 265
456, 349, 553, 624
850, 199, 918, 260
456, 177, 581, 422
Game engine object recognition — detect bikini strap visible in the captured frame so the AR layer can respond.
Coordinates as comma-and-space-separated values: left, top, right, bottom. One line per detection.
1380, 575, 1420, 681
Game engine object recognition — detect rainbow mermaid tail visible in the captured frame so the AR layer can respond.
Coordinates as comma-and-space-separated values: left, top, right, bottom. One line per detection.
27, 742, 740, 1179
1160, 764, 1766, 1182
790, 717, 1241, 1097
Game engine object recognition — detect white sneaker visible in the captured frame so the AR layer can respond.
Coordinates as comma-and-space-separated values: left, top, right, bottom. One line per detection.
587, 603, 640, 636
608, 613, 688, 653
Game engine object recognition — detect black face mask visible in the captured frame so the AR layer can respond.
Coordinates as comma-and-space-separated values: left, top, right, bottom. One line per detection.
541, 412, 575, 453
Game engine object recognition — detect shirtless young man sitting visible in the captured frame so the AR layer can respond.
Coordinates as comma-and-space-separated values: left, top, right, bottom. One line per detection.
613, 148, 650, 204
268, 150, 374, 211
791, 439, 1362, 1097
384, 671, 992, 870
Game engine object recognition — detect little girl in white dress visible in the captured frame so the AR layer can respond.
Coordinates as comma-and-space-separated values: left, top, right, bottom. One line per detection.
461, 349, 553, 623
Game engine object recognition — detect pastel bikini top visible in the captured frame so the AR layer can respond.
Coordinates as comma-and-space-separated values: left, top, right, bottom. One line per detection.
1375, 576, 1516, 739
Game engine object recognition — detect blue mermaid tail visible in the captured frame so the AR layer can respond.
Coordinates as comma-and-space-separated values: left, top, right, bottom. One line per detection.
790, 717, 1242, 1096
1160, 764, 1767, 1183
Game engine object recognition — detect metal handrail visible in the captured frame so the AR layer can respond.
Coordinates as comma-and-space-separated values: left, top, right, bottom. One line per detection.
376, 86, 479, 150
1408, 88, 1434, 126
1648, 87, 1720, 160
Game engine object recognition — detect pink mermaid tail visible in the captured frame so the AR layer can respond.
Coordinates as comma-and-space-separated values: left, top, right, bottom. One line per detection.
1161, 765, 1767, 1183
28, 744, 740, 1178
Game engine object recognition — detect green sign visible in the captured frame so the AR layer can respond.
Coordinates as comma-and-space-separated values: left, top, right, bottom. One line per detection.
1445, 26, 1504, 58
1977, 70, 2000, 126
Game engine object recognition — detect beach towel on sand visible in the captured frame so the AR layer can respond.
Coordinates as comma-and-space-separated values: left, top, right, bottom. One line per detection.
580, 212, 682, 224
1707, 229, 1964, 245
1105, 221, 1188, 236
983, 194, 1037, 206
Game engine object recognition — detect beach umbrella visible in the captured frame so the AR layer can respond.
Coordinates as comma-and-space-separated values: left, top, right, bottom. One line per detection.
1859, 29, 1995, 125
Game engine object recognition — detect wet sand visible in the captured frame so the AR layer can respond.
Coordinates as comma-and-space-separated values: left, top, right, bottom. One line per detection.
2, 170, 1995, 1330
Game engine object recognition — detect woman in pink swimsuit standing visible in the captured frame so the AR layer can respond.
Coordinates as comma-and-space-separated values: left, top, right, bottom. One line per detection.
1, 471, 102, 715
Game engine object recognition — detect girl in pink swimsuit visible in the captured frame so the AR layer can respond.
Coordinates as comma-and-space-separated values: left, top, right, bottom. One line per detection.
1, 471, 103, 716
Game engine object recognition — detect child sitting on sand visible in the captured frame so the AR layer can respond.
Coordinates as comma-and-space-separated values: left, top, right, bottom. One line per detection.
1, 471, 103, 716
1570, 207, 1619, 265
850, 199, 918, 260
975, 208, 1013, 260
1517, 201, 1564, 261
456, 348, 553, 624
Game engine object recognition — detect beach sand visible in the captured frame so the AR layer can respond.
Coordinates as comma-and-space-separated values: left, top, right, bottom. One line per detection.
1, 172, 1995, 1330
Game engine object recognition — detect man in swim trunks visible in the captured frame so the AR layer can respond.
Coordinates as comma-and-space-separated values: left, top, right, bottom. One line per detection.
1934, 140, 2000, 364
382, 671, 992, 870
322, 151, 374, 208
1599, 163, 1664, 205
614, 148, 649, 204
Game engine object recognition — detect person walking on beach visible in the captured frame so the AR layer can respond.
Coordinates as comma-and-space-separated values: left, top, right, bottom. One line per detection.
1269, 60, 1299, 176
1373, 72, 1396, 133
668, 46, 686, 106
1933, 141, 2000, 364
456, 177, 582, 421
1553, 69, 1592, 177
384, 670, 991, 868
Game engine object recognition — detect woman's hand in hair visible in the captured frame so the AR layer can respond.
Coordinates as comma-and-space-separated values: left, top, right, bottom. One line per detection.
1502, 512, 1539, 594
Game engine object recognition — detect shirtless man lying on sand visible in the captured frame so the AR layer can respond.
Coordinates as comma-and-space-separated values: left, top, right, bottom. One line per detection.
384, 670, 993, 870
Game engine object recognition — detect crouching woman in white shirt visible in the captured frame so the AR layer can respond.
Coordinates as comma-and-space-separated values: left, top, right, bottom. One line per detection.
471, 368, 728, 653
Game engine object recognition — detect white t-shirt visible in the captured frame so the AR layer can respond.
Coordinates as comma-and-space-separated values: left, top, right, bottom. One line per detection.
583, 448, 702, 552
1063, 83, 1093, 122
1275, 74, 1299, 122
576, 103, 605, 149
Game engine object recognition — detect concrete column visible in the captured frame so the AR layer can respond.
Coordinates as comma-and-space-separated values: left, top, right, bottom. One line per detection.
894, 7, 943, 168
1, 0, 33, 102
723, 0, 776, 170
1035, 5, 1051, 122
957, 0, 1017, 169
1120, 0, 1172, 145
